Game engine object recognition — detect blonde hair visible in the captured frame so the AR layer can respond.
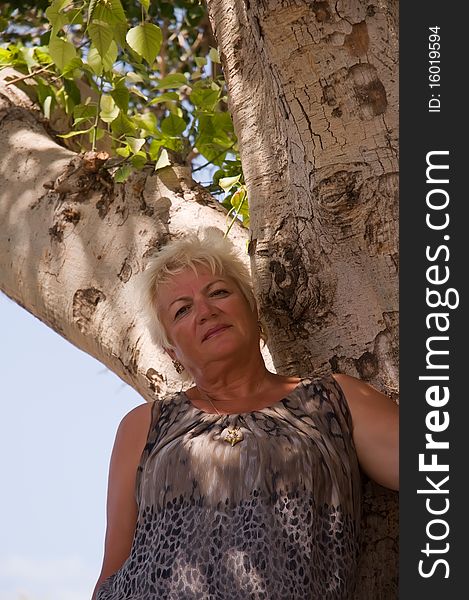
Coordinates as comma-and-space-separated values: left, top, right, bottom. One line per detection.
139, 228, 259, 350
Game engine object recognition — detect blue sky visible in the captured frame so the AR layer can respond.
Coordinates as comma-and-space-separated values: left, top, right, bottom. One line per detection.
0, 293, 143, 600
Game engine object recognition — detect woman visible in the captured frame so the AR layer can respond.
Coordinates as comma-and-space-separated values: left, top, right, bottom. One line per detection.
92, 228, 398, 600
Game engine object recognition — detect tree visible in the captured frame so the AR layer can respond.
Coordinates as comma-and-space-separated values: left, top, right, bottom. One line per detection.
0, 1, 398, 597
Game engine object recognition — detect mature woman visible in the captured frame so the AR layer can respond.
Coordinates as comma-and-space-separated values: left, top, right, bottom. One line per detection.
92, 228, 398, 600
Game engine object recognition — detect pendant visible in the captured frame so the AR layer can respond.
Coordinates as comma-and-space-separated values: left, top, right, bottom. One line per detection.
224, 426, 244, 447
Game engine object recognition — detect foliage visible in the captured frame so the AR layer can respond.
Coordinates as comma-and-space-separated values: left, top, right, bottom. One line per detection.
0, 0, 248, 226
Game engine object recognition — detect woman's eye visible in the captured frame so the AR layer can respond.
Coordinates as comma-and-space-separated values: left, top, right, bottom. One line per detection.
174, 306, 189, 319
211, 289, 228, 296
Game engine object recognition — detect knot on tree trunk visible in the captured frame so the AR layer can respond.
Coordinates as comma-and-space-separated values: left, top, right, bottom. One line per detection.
43, 151, 112, 198
72, 287, 106, 334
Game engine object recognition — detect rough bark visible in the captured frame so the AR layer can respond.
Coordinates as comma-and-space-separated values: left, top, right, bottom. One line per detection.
205, 0, 399, 597
0, 70, 256, 402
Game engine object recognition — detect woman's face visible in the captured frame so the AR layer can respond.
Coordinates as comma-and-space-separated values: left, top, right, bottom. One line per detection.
157, 266, 260, 375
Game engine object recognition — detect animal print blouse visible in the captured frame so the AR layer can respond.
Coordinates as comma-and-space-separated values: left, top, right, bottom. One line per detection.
96, 375, 362, 599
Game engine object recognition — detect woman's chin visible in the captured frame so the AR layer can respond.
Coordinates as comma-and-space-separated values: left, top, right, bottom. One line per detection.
201, 338, 254, 361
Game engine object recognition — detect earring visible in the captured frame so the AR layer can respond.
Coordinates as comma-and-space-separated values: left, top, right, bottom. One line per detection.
172, 359, 184, 374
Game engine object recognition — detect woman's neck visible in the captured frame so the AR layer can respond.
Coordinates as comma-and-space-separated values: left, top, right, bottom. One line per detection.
191, 362, 274, 404
186, 366, 301, 414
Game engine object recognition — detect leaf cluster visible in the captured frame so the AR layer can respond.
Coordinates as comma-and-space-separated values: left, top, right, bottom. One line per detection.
0, 0, 248, 227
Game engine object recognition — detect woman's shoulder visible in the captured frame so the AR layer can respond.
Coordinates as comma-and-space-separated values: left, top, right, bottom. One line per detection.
298, 372, 345, 395
120, 401, 154, 425
115, 402, 155, 445
296, 373, 355, 423
299, 372, 360, 397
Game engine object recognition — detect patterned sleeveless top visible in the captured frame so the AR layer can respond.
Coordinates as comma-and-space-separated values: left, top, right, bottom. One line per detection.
96, 375, 362, 600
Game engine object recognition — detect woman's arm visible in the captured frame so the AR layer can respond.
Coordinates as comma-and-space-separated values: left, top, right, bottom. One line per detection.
91, 402, 154, 600
333, 373, 399, 491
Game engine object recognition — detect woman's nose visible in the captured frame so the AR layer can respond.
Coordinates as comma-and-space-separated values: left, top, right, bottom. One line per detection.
195, 297, 217, 322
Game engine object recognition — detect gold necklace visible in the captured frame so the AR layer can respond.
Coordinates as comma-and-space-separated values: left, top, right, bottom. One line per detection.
205, 395, 244, 447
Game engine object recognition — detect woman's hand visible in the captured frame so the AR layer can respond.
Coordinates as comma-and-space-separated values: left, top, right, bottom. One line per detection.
333, 374, 399, 491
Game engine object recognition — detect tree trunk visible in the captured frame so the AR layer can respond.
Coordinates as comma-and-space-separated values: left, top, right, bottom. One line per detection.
0, 70, 255, 402
205, 0, 399, 597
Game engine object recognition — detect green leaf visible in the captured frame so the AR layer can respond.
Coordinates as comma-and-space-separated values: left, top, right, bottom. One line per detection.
227, 187, 249, 228
64, 79, 81, 106
89, 20, 113, 59
73, 104, 96, 126
100, 94, 120, 122
221, 196, 232, 211
43, 95, 53, 120
126, 23, 162, 66
169, 105, 183, 118
195, 113, 235, 165
68, 8, 84, 26
155, 149, 171, 171
128, 86, 148, 101
139, 0, 150, 11
113, 22, 128, 47
48, 36, 77, 71
87, 40, 118, 75
114, 164, 132, 183
46, 0, 72, 35
212, 111, 234, 131
60, 56, 83, 79
148, 138, 162, 160
125, 71, 144, 83
91, 3, 126, 46
91, 2, 115, 24
131, 151, 147, 169
111, 82, 130, 111
209, 47, 221, 63
219, 175, 241, 192
132, 112, 157, 132
0, 48, 13, 65
163, 137, 184, 153
190, 84, 220, 111
148, 92, 179, 105
87, 46, 103, 75
154, 73, 188, 89
21, 47, 38, 70
116, 145, 131, 158
36, 78, 55, 106
214, 165, 244, 193
160, 114, 187, 136
231, 187, 247, 211
34, 46, 54, 66
125, 137, 146, 154
111, 112, 137, 137
195, 57, 207, 68
104, 40, 118, 70
149, 133, 181, 154
109, 0, 127, 23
